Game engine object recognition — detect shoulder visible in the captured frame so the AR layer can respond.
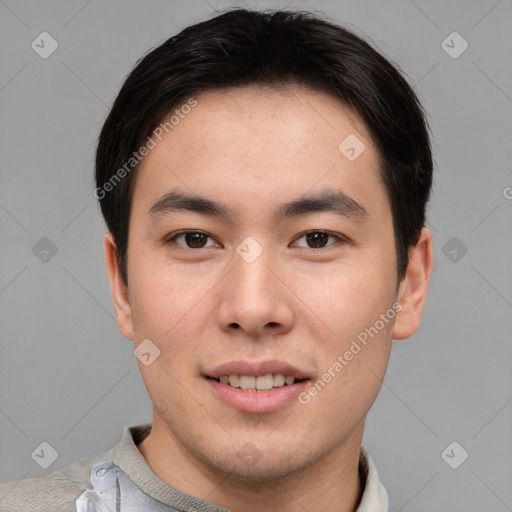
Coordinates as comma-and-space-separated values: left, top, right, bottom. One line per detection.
0, 452, 108, 512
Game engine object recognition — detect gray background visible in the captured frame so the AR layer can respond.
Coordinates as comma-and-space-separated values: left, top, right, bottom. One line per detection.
1, 0, 511, 510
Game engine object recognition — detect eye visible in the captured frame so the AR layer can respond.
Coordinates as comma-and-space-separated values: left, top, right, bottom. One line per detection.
292, 231, 345, 249
166, 231, 219, 249
165, 230, 346, 250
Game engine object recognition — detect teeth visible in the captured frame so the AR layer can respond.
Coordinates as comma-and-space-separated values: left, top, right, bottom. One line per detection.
285, 375, 295, 385
217, 373, 298, 391
228, 375, 240, 388
256, 374, 273, 391
239, 375, 256, 390
273, 374, 285, 387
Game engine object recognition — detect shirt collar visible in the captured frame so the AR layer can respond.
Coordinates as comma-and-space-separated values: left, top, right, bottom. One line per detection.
356, 446, 389, 511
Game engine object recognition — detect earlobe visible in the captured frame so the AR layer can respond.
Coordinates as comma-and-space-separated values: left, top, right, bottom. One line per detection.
392, 227, 434, 340
103, 232, 135, 340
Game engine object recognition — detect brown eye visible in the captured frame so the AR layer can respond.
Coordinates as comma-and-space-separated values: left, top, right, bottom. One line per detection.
294, 231, 342, 249
184, 232, 208, 248
168, 231, 217, 249
306, 232, 330, 248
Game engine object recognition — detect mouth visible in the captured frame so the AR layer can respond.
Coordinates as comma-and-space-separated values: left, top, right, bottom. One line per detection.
206, 374, 308, 392
203, 360, 312, 413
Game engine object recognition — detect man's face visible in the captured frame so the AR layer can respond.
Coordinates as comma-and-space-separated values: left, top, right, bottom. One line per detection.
119, 85, 401, 480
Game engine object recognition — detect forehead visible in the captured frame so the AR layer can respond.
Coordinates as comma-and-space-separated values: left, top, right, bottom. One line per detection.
167, 84, 374, 161
133, 84, 388, 222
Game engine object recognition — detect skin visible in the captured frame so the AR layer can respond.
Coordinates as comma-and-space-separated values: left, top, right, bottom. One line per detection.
104, 84, 433, 512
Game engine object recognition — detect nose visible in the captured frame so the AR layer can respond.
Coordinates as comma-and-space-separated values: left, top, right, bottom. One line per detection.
217, 243, 294, 338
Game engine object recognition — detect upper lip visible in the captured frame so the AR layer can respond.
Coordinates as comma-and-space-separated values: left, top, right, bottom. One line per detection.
206, 359, 311, 380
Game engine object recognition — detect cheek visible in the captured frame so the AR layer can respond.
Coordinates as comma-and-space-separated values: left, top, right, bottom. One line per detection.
297, 257, 396, 403
128, 254, 199, 334
300, 285, 394, 427
128, 263, 215, 375
300, 257, 396, 336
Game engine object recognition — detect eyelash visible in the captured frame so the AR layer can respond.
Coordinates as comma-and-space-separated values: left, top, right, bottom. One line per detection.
165, 230, 347, 250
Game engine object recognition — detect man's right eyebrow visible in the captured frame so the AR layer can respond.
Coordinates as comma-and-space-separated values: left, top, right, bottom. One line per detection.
148, 190, 235, 219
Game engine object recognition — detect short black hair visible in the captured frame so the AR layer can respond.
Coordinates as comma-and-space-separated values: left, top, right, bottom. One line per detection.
95, 8, 433, 285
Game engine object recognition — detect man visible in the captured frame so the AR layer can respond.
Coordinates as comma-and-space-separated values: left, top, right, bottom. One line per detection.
0, 7, 433, 511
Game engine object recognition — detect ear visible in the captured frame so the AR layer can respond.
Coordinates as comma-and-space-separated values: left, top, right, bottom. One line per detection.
392, 227, 434, 340
104, 232, 134, 340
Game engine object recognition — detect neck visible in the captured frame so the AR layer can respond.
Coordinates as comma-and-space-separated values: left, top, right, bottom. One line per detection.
137, 414, 365, 512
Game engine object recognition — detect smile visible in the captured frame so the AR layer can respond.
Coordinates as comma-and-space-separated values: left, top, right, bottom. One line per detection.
212, 373, 304, 391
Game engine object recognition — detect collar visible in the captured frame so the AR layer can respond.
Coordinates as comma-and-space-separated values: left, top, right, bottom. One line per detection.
356, 446, 389, 511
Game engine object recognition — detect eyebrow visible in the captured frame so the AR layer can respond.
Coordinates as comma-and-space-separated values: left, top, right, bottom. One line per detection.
148, 187, 368, 222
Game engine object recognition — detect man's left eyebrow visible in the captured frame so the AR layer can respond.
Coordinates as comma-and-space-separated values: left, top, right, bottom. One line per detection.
275, 188, 369, 222
147, 188, 368, 222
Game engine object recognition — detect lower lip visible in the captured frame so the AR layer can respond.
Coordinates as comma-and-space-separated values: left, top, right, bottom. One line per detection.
206, 377, 310, 414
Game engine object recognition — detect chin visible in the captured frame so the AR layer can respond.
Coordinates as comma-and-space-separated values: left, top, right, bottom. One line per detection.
205, 455, 310, 484
191, 438, 321, 485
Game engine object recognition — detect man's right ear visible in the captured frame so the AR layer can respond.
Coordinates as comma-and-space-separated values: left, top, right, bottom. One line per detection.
104, 232, 134, 340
